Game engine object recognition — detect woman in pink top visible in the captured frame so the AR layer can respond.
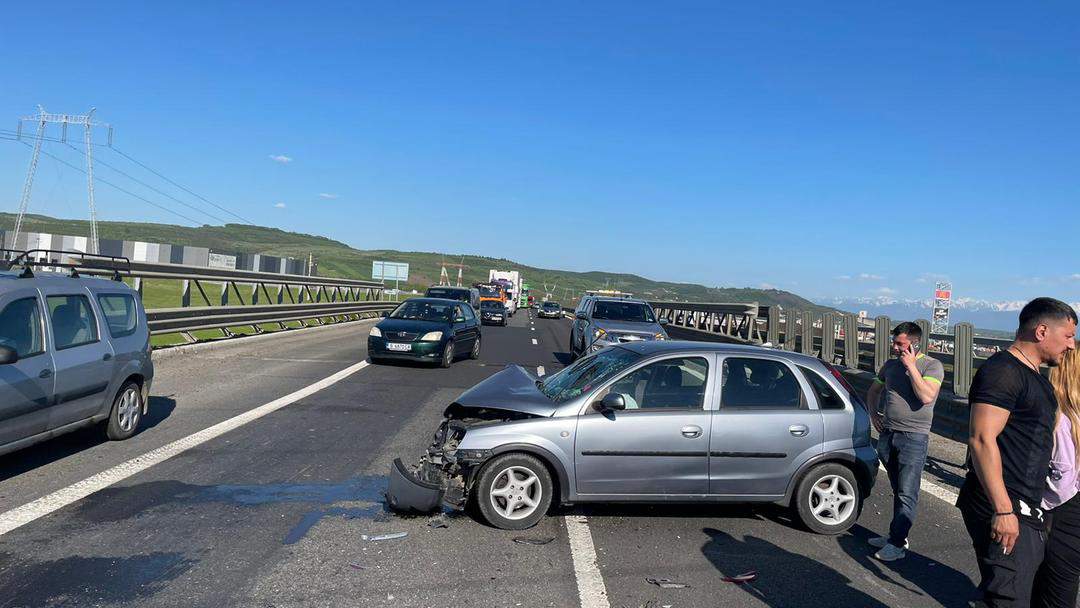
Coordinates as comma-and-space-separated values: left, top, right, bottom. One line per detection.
1034, 348, 1080, 608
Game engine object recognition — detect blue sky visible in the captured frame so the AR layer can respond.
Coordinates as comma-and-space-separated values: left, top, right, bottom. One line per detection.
1, 2, 1077, 304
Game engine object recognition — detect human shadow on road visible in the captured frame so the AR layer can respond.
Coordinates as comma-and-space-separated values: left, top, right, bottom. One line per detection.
838, 524, 975, 608
701, 526, 892, 608
924, 455, 967, 490
0, 395, 177, 482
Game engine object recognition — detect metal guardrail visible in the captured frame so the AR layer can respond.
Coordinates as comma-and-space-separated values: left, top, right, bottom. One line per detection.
147, 301, 395, 337
65, 256, 394, 342
647, 301, 765, 343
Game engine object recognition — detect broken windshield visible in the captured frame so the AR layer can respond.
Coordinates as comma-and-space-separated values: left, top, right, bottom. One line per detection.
539, 348, 641, 403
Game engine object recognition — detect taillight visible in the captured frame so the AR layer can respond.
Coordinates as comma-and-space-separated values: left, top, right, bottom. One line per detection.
826, 362, 868, 411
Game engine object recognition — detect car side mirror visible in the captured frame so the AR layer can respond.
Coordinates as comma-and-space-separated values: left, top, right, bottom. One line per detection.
0, 345, 18, 365
659, 318, 669, 325
597, 393, 626, 412
380, 311, 390, 318
575, 312, 587, 320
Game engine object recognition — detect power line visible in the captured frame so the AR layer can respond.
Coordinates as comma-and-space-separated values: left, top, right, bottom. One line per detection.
109, 147, 253, 224
60, 141, 230, 225
3, 137, 204, 226
1, 128, 254, 224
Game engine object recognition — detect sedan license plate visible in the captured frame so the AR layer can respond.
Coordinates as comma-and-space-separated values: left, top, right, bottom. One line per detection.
386, 342, 412, 352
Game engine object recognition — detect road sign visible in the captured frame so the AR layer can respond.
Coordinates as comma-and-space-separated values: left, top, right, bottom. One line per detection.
372, 261, 409, 282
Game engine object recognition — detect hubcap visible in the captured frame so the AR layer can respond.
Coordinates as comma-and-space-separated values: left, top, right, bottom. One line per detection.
809, 474, 856, 526
488, 466, 542, 520
117, 387, 140, 432
444, 344, 452, 365
473, 339, 480, 356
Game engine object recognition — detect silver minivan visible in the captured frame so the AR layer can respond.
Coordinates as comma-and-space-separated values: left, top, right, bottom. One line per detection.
389, 341, 877, 534
0, 263, 153, 456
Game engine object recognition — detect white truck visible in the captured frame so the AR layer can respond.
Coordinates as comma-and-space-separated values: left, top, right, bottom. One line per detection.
488, 269, 521, 317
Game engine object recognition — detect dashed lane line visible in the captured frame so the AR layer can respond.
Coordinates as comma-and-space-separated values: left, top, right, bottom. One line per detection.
0, 360, 371, 537
565, 515, 611, 608
537, 366, 546, 376
532, 338, 538, 345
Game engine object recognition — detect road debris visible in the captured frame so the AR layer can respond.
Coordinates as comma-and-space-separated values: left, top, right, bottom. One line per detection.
427, 515, 450, 529
361, 532, 408, 542
512, 536, 556, 545
348, 564, 366, 570
722, 571, 758, 584
645, 577, 691, 589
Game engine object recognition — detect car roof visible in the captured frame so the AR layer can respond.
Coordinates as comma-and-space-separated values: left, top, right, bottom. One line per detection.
612, 340, 826, 365
0, 270, 134, 291
589, 296, 649, 304
403, 297, 462, 304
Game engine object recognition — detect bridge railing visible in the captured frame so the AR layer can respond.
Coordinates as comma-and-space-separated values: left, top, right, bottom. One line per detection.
74, 258, 395, 342
638, 300, 1012, 399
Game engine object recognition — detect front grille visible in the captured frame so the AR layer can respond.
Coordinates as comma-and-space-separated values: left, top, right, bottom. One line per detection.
389, 331, 419, 341
614, 334, 650, 343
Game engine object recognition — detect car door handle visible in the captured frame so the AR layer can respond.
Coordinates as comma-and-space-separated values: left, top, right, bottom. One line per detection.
681, 425, 703, 439
789, 424, 809, 437
39, 368, 52, 379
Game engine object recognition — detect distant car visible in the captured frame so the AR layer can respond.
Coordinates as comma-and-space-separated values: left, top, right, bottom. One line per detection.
479, 300, 508, 326
0, 263, 154, 457
537, 301, 563, 319
424, 286, 480, 311
387, 341, 876, 534
368, 298, 481, 367
569, 296, 668, 360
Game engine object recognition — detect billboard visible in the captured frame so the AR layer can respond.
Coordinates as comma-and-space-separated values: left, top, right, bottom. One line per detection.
208, 252, 238, 269
372, 261, 409, 282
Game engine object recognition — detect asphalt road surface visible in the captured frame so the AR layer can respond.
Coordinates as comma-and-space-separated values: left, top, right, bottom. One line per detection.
0, 310, 988, 607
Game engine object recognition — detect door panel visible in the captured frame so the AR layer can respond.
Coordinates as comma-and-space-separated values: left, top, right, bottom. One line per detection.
574, 355, 714, 496
709, 356, 823, 497
0, 293, 54, 446
43, 291, 115, 429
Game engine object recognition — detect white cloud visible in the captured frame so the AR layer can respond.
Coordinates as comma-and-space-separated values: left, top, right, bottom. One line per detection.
872, 287, 898, 295
269, 154, 293, 164
858, 273, 884, 281
273, 202, 286, 209
835, 275, 852, 281
1069, 274, 1080, 281
318, 193, 340, 200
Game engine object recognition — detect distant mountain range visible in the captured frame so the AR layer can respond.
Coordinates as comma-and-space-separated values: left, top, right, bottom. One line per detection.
819, 296, 1080, 333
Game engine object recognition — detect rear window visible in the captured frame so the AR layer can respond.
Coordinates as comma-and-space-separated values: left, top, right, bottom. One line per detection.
426, 288, 467, 301
798, 365, 846, 410
97, 294, 139, 338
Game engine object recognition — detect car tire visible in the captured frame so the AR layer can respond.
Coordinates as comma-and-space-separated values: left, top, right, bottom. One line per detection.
106, 380, 143, 441
793, 463, 862, 535
470, 336, 481, 359
440, 342, 454, 368
473, 453, 554, 530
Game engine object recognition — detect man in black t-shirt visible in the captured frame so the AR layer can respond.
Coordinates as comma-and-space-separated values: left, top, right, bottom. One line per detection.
958, 297, 1077, 607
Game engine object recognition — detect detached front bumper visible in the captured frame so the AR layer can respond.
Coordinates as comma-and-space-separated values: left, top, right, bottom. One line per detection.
388, 458, 445, 512
386, 420, 488, 513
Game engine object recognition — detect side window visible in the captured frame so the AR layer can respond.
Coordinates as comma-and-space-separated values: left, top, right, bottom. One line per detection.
453, 306, 466, 322
46, 295, 99, 350
97, 294, 138, 338
604, 357, 709, 410
721, 357, 805, 409
461, 304, 475, 322
798, 365, 847, 410
0, 297, 45, 358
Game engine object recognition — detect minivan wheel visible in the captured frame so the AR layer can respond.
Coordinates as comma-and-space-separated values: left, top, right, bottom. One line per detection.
440, 342, 454, 368
794, 463, 861, 534
473, 453, 553, 530
106, 381, 143, 441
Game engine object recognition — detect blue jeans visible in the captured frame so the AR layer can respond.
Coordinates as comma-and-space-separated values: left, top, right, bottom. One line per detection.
876, 429, 930, 547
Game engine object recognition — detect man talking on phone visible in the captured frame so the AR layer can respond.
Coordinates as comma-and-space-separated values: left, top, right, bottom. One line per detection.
866, 321, 944, 561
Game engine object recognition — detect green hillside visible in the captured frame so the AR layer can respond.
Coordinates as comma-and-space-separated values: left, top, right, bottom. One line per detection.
1, 212, 830, 312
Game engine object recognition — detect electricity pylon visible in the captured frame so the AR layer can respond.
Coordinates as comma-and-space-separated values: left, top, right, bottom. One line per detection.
12, 106, 112, 254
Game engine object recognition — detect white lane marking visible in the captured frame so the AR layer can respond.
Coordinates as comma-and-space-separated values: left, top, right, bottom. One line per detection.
537, 365, 546, 376
879, 462, 959, 504
531, 338, 538, 345
565, 515, 610, 608
0, 360, 371, 537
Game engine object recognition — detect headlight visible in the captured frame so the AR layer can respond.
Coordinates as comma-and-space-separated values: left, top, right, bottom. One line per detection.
369, 326, 382, 338
653, 332, 667, 340
419, 331, 443, 341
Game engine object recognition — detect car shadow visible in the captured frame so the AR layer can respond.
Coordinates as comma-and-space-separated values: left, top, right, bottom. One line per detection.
701, 526, 894, 608
560, 501, 787, 525
0, 395, 177, 482
837, 524, 976, 607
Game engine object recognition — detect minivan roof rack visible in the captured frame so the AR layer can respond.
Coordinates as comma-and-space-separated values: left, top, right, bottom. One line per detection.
1, 249, 131, 281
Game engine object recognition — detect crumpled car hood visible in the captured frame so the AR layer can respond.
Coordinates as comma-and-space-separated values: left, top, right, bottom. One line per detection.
447, 364, 557, 418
